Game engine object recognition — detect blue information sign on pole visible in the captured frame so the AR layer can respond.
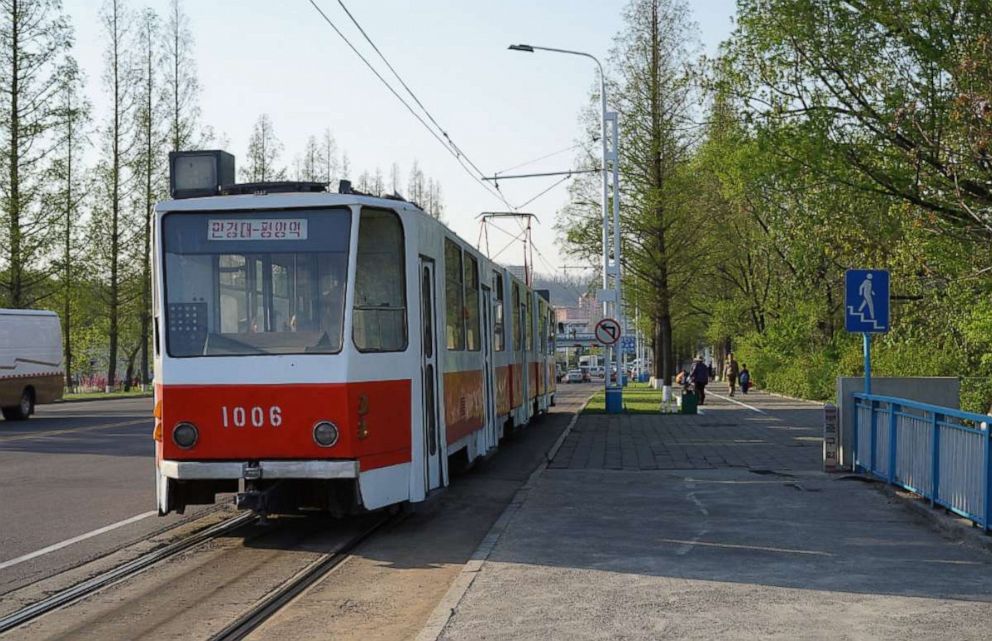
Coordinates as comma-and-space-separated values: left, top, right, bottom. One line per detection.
620, 336, 635, 354
845, 269, 890, 396
845, 269, 889, 333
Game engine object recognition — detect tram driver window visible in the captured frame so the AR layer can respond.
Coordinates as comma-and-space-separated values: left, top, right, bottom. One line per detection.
162, 209, 351, 357
353, 208, 408, 352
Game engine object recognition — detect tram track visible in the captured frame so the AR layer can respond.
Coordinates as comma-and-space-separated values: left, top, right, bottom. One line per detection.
0, 512, 257, 635
209, 513, 399, 641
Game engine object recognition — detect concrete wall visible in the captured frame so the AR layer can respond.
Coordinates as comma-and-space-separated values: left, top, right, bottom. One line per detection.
836, 377, 960, 469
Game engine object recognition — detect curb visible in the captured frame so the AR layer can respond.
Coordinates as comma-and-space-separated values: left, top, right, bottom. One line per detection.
414, 396, 591, 641
58, 393, 153, 404
763, 390, 826, 406
874, 481, 992, 556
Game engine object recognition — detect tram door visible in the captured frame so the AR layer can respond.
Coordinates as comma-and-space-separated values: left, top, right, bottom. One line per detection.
481, 286, 497, 451
419, 259, 443, 490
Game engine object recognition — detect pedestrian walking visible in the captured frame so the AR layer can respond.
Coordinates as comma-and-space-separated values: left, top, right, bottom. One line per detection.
725, 352, 740, 397
739, 364, 751, 394
689, 355, 709, 405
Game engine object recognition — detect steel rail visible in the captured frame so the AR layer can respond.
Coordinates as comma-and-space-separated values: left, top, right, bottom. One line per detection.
0, 512, 257, 634
209, 514, 397, 641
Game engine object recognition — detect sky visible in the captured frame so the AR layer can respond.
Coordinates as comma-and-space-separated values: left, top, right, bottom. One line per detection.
61, 0, 738, 275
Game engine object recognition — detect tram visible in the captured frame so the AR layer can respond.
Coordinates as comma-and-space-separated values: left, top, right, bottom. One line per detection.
153, 151, 556, 516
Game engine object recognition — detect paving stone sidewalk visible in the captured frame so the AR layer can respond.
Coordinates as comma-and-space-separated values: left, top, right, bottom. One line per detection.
428, 390, 992, 641
551, 390, 822, 471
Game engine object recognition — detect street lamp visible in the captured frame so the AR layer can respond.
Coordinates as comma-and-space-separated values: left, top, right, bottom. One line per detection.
509, 43, 623, 411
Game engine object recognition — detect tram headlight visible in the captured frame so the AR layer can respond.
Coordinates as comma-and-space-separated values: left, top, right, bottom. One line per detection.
172, 422, 199, 449
313, 421, 339, 447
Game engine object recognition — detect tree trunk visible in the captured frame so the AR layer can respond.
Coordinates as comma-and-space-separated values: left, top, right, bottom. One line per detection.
107, 1, 121, 393
140, 23, 153, 387
64, 102, 74, 392
7, 0, 22, 308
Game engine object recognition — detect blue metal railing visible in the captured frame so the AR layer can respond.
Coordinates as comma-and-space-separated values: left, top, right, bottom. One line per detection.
853, 393, 992, 531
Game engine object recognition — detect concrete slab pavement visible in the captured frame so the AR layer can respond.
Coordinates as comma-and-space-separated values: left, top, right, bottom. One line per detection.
428, 391, 992, 641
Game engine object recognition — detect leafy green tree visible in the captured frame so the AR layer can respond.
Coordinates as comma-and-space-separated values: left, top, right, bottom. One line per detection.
558, 0, 702, 385
0, 0, 74, 308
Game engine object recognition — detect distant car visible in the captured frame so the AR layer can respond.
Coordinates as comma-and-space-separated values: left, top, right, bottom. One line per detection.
564, 369, 584, 384
591, 366, 605, 378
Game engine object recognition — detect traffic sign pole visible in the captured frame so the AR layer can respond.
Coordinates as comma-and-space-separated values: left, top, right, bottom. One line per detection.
864, 332, 871, 395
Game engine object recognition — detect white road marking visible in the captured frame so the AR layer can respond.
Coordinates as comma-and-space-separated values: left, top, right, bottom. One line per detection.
709, 392, 766, 414
659, 537, 832, 556
0, 418, 149, 443
686, 491, 709, 516
0, 510, 157, 571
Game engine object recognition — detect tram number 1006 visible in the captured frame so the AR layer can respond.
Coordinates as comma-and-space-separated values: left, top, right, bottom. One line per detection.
221, 405, 282, 429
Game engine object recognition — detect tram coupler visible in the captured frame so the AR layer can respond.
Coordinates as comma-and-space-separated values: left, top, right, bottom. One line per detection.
236, 474, 281, 524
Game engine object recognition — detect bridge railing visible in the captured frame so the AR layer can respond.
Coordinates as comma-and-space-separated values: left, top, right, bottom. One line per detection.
853, 393, 992, 531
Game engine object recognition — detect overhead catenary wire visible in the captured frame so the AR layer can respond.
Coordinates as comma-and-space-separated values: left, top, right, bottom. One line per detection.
309, 0, 516, 211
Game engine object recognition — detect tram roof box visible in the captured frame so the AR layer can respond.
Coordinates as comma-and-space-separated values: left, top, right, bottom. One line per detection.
169, 150, 236, 199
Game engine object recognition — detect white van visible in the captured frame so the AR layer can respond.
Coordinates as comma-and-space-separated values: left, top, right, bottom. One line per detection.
0, 309, 65, 420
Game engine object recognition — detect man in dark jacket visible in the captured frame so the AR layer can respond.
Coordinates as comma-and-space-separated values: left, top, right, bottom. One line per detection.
689, 355, 710, 405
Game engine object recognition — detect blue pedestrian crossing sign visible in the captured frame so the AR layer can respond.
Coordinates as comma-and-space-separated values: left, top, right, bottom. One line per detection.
845, 269, 889, 333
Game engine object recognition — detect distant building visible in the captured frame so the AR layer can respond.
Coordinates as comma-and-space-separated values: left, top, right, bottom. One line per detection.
554, 292, 602, 334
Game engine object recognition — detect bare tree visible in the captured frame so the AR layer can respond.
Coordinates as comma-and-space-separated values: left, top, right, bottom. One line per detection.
163, 0, 198, 151
49, 58, 89, 390
371, 166, 384, 195
319, 128, 339, 185
0, 0, 74, 308
241, 113, 285, 182
389, 162, 400, 195
407, 160, 424, 205
93, 0, 138, 391
298, 134, 320, 182
132, 6, 164, 387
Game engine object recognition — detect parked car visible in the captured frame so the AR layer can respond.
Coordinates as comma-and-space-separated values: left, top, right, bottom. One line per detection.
0, 309, 65, 420
564, 369, 584, 384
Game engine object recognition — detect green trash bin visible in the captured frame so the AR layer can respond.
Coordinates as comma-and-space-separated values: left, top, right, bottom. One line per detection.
680, 390, 698, 415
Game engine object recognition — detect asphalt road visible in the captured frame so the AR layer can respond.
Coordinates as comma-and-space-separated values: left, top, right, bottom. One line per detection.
0, 397, 200, 593
1, 385, 596, 640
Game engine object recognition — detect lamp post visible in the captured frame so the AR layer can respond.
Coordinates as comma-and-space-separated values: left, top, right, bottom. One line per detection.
509, 43, 623, 411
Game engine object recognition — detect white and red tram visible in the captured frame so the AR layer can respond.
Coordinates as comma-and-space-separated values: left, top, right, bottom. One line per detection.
153, 154, 556, 515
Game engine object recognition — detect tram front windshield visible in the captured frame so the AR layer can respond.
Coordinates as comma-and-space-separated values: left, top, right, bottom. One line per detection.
162, 208, 351, 357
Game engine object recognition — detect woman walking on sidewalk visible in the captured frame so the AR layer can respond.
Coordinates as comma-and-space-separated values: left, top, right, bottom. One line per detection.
689, 355, 709, 405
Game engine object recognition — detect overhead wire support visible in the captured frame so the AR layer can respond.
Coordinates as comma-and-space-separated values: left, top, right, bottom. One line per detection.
483, 168, 602, 181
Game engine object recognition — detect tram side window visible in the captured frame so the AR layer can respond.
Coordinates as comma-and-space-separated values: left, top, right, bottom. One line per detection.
548, 308, 556, 355
464, 254, 480, 351
493, 272, 505, 352
512, 283, 521, 351
354, 209, 407, 352
539, 302, 548, 354
445, 239, 465, 350
525, 292, 533, 351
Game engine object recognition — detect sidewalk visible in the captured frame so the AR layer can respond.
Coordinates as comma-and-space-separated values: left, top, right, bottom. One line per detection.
425, 391, 992, 641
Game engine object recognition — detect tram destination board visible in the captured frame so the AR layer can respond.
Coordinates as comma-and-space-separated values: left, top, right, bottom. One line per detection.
208, 218, 308, 241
